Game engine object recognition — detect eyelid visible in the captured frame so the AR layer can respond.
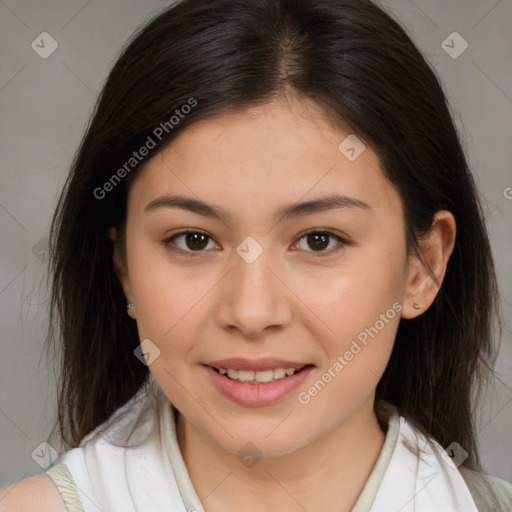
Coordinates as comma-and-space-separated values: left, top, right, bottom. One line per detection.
162, 229, 219, 257
162, 228, 351, 257
295, 228, 351, 244
292, 229, 351, 256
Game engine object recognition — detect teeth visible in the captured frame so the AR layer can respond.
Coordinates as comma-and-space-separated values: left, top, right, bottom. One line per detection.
227, 369, 239, 379
273, 368, 286, 379
254, 370, 274, 383
217, 367, 302, 383
238, 370, 255, 382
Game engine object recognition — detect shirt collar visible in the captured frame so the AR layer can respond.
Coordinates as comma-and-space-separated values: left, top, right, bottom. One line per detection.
162, 398, 401, 512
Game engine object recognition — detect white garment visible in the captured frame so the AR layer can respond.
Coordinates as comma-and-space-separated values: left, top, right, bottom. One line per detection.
368, 417, 479, 512
52, 383, 202, 512
48, 382, 479, 512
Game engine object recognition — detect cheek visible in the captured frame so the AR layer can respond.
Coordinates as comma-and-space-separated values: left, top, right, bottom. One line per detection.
302, 249, 405, 338
295, 273, 402, 425
126, 244, 208, 354
296, 248, 406, 392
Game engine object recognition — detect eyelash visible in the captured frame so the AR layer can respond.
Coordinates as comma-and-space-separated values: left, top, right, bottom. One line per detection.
162, 229, 350, 258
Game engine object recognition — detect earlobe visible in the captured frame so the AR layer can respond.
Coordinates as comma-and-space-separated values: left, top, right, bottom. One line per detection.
401, 210, 456, 319
126, 303, 137, 319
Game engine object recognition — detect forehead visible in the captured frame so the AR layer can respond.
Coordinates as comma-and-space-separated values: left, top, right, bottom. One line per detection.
128, 95, 403, 223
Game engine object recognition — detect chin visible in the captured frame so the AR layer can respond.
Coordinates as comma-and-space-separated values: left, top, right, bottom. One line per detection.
204, 417, 312, 459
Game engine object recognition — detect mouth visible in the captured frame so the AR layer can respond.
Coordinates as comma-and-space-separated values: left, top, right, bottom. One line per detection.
203, 358, 315, 406
210, 365, 309, 384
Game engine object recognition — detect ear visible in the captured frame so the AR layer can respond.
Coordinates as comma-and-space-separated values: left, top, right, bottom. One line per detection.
109, 227, 136, 319
401, 210, 456, 319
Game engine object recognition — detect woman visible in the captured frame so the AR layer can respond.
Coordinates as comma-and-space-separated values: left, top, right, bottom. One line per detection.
2, 0, 511, 510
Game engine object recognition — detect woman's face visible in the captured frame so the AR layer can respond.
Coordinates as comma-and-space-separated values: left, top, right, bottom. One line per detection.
116, 94, 413, 457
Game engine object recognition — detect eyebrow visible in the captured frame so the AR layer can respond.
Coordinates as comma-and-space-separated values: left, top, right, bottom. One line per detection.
144, 193, 371, 224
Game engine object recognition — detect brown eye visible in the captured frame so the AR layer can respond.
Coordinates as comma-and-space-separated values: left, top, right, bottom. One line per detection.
295, 230, 348, 255
164, 230, 218, 255
164, 229, 348, 258
307, 232, 330, 251
182, 232, 209, 251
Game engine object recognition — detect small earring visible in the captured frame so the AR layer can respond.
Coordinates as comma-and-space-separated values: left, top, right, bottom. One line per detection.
126, 303, 136, 319
414, 303, 421, 310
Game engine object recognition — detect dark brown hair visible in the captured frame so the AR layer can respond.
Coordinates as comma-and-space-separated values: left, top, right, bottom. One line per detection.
46, 0, 500, 470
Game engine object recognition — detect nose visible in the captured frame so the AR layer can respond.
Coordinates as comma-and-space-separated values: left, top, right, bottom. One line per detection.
216, 245, 293, 340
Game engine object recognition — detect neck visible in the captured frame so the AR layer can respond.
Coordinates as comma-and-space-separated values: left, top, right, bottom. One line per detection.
176, 396, 387, 512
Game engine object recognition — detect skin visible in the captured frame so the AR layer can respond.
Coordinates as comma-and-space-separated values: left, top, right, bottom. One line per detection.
113, 93, 456, 512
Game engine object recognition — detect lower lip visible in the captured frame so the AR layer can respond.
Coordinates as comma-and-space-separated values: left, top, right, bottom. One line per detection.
204, 365, 314, 406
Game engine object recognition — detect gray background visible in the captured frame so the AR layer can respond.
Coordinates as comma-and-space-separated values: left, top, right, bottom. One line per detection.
0, 0, 511, 489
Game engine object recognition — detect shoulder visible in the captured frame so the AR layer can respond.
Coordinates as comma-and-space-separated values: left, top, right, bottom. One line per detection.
0, 474, 67, 512
460, 467, 512, 512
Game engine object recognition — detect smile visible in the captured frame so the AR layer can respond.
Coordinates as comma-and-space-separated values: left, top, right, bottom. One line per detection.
203, 359, 314, 406
216, 366, 304, 383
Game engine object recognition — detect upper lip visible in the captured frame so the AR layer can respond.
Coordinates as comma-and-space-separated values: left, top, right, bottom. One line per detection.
204, 357, 311, 371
